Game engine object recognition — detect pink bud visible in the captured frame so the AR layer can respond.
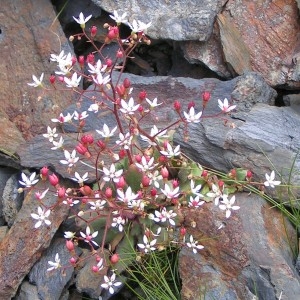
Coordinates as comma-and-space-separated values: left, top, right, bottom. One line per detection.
201, 170, 208, 178
161, 167, 169, 179
135, 154, 142, 163
70, 257, 76, 265
49, 74, 56, 84
246, 170, 253, 179
81, 196, 89, 204
78, 55, 85, 67
139, 90, 147, 101
58, 76, 64, 83
110, 253, 119, 264
117, 49, 123, 58
180, 227, 187, 236
188, 101, 195, 110
90, 25, 97, 37
116, 84, 126, 97
96, 140, 106, 149
173, 100, 181, 111
116, 176, 126, 189
202, 91, 211, 102
105, 187, 113, 198
106, 58, 113, 67
218, 180, 224, 189
119, 149, 126, 159
123, 78, 131, 88
71, 56, 77, 66
57, 187, 66, 199
81, 134, 94, 145
66, 240, 75, 251
48, 173, 59, 186
40, 166, 49, 178
79, 186, 92, 196
75, 143, 88, 155
172, 179, 179, 188
92, 265, 98, 272
150, 188, 157, 197
86, 53, 95, 64
142, 175, 150, 187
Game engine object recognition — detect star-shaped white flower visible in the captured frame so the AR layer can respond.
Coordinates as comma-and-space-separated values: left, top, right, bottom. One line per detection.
102, 164, 123, 182
137, 235, 157, 253
88, 60, 107, 74
28, 73, 44, 87
60, 149, 79, 167
74, 111, 89, 121
146, 97, 162, 109
206, 183, 223, 206
80, 226, 99, 247
135, 156, 157, 172
72, 172, 89, 186
96, 124, 117, 138
117, 186, 138, 203
188, 195, 205, 208
47, 253, 61, 272
184, 107, 203, 123
160, 184, 180, 199
92, 73, 110, 86
219, 195, 240, 218
73, 12, 92, 28
64, 72, 82, 88
218, 98, 236, 113
140, 125, 168, 146
43, 126, 58, 142
31, 206, 51, 228
19, 172, 39, 187
120, 97, 140, 115
111, 215, 126, 232
110, 10, 128, 24
160, 143, 181, 158
88, 103, 99, 113
186, 235, 204, 254
115, 132, 132, 149
264, 170, 281, 188
51, 112, 73, 123
101, 272, 122, 294
128, 19, 152, 33
51, 136, 64, 150
50, 50, 66, 63
89, 199, 106, 210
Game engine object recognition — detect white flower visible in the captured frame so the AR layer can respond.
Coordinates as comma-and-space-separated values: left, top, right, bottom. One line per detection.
102, 164, 123, 182
128, 19, 152, 33
110, 10, 128, 24
120, 97, 140, 115
80, 226, 99, 247
186, 235, 204, 254
150, 207, 177, 226
28, 73, 44, 87
160, 184, 180, 199
74, 111, 89, 121
264, 170, 281, 188
219, 195, 240, 218
50, 50, 66, 63
92, 73, 110, 86
140, 125, 168, 146
146, 97, 162, 108
31, 206, 51, 228
72, 172, 89, 185
111, 215, 126, 232
62, 198, 80, 206
137, 235, 157, 253
206, 184, 223, 206
35, 188, 49, 201
43, 126, 58, 142
101, 272, 122, 295
188, 195, 205, 208
19, 172, 39, 187
148, 170, 163, 188
160, 143, 181, 158
64, 231, 76, 239
88, 60, 107, 74
47, 253, 61, 271
184, 107, 202, 123
51, 136, 64, 150
96, 124, 117, 138
89, 199, 106, 210
88, 103, 99, 113
190, 180, 204, 197
127, 199, 145, 211
117, 186, 138, 203
135, 156, 157, 172
218, 98, 236, 113
73, 12, 92, 28
115, 132, 133, 149
55, 53, 73, 75
64, 72, 82, 88
60, 149, 79, 167
96, 258, 104, 271
51, 112, 73, 123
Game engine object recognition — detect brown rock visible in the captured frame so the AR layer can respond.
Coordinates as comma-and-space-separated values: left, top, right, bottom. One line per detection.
218, 0, 300, 88
0, 0, 74, 140
179, 194, 300, 300
0, 181, 70, 298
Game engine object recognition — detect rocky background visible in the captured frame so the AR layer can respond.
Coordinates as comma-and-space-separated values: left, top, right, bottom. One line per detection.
1, 0, 300, 299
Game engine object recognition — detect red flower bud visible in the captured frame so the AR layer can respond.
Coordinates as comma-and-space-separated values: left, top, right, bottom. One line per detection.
135, 154, 142, 163
172, 179, 179, 188
90, 25, 97, 37
66, 240, 75, 251
96, 140, 106, 149
48, 173, 59, 186
107, 26, 119, 39
150, 188, 157, 197
139, 90, 147, 101
116, 84, 126, 97
158, 155, 168, 164
116, 176, 126, 189
92, 265, 98, 272
110, 253, 119, 264
78, 55, 85, 67
229, 169, 236, 178
49, 74, 56, 84
138, 105, 144, 113
71, 56, 77, 66
117, 49, 123, 58
86, 53, 95, 64
75, 143, 88, 155
123, 78, 131, 88
142, 175, 150, 187
105, 187, 113, 198
180, 227, 187, 236
81, 196, 89, 204
106, 58, 113, 67
40, 166, 49, 178
96, 255, 102, 262
161, 167, 169, 179
58, 76, 64, 83
201, 170, 208, 178
81, 134, 94, 145
119, 149, 126, 159
188, 101, 195, 110
57, 187, 66, 199
246, 170, 253, 179
79, 185, 93, 196
218, 180, 224, 189
173, 100, 181, 111
202, 91, 211, 102
70, 257, 76, 265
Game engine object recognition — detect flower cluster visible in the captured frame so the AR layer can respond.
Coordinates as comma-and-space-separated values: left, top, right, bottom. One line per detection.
23, 10, 283, 297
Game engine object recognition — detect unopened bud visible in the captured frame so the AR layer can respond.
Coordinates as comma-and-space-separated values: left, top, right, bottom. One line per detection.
246, 170, 253, 179
66, 240, 75, 251
150, 188, 157, 197
79, 185, 92, 196
201, 170, 208, 178
57, 187, 66, 199
202, 91, 211, 102
173, 100, 181, 111
188, 101, 195, 110
105, 187, 113, 198
48, 173, 59, 186
110, 253, 119, 264
139, 90, 147, 101
78, 55, 85, 67
116, 176, 126, 189
142, 175, 150, 187
90, 25, 97, 37
49, 74, 56, 84
160, 167, 169, 179
117, 49, 123, 58
123, 78, 131, 88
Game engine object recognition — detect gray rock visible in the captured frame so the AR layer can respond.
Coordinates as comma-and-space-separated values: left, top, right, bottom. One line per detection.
91, 0, 224, 41
15, 281, 39, 300
2, 173, 24, 227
